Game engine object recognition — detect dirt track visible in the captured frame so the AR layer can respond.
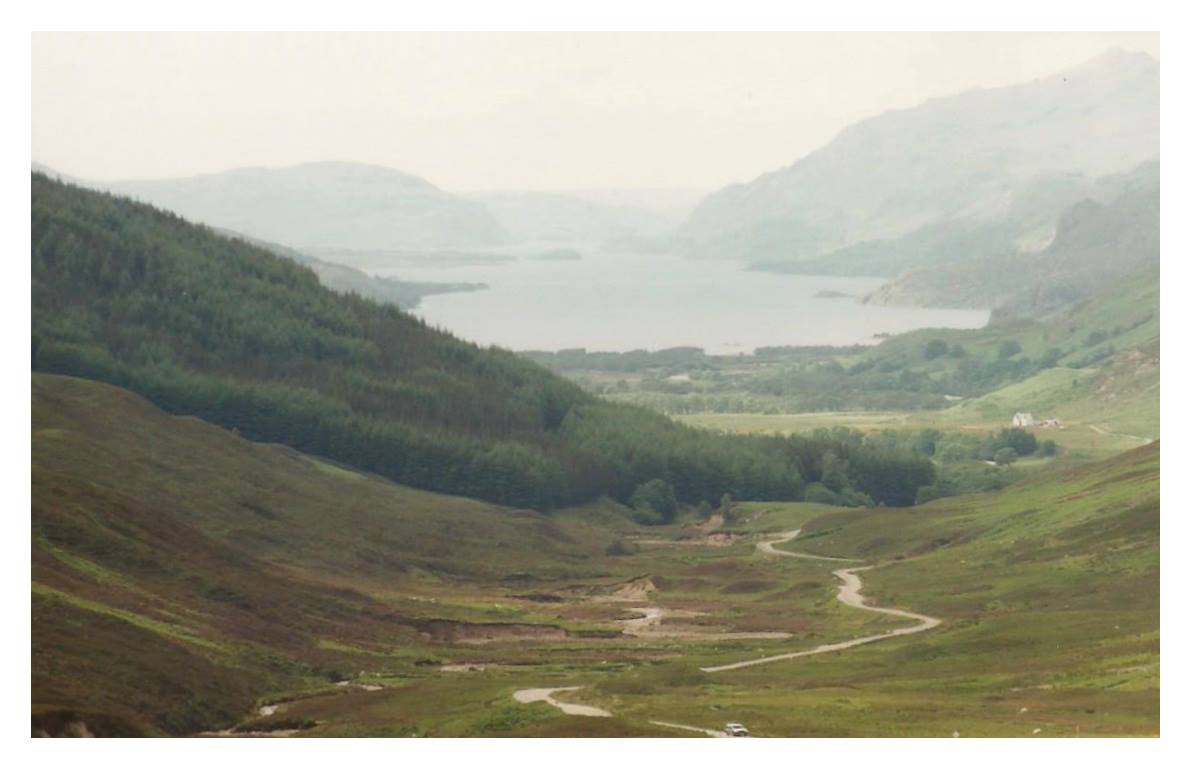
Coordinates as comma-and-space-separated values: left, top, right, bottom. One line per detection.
513, 527, 942, 732
701, 529, 940, 672
512, 687, 611, 717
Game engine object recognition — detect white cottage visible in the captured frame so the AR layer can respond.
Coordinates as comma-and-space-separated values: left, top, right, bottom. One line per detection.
1012, 412, 1037, 428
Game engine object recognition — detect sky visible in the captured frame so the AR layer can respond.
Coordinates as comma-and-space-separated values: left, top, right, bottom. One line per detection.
32, 32, 1159, 193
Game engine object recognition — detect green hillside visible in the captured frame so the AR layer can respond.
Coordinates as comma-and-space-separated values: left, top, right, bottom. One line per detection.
586, 444, 1158, 736
222, 229, 486, 309
31, 173, 937, 510
32, 372, 617, 735
33, 372, 1159, 736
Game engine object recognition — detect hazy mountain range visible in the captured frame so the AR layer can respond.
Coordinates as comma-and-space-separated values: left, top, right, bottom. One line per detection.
32, 48, 1159, 319
91, 161, 512, 251
33, 161, 703, 256
471, 189, 703, 244
679, 49, 1159, 265
862, 162, 1159, 317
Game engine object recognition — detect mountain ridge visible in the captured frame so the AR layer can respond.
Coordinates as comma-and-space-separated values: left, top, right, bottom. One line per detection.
679, 49, 1158, 262
82, 160, 514, 252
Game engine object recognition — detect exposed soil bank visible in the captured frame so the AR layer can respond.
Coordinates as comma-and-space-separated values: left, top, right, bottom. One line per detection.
512, 687, 611, 717
619, 606, 790, 641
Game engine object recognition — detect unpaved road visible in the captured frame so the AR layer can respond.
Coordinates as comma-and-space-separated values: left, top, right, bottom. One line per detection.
701, 529, 940, 672
513, 527, 941, 731
1090, 423, 1153, 444
512, 687, 611, 717
649, 720, 727, 737
755, 528, 859, 561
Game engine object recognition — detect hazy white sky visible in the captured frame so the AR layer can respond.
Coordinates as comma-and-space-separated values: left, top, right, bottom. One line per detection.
32, 32, 1158, 192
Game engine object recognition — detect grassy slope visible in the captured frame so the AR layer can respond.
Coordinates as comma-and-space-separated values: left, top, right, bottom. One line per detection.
32, 373, 615, 735
567, 445, 1158, 737
776, 444, 1159, 733
29, 373, 907, 737
851, 267, 1158, 382
32, 373, 1159, 737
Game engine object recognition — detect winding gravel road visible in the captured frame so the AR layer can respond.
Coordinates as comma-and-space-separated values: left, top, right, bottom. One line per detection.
513, 527, 942, 732
701, 529, 941, 672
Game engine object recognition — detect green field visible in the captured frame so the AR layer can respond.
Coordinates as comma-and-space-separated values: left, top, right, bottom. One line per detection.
33, 373, 1158, 736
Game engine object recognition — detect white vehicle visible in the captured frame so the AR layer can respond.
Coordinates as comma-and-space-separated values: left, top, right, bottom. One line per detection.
724, 722, 750, 737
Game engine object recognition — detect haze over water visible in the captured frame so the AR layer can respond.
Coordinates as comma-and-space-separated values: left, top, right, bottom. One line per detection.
380, 252, 990, 354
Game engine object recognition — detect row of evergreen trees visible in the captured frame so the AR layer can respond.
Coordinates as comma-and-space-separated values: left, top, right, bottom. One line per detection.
32, 173, 935, 512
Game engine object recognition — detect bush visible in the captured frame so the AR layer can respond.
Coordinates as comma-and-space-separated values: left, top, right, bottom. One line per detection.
839, 488, 876, 507
923, 339, 949, 360
994, 427, 1038, 457
998, 340, 1023, 359
1039, 440, 1058, 457
630, 505, 663, 526
939, 444, 970, 463
803, 483, 840, 505
629, 479, 678, 525
605, 538, 639, 556
994, 447, 1018, 466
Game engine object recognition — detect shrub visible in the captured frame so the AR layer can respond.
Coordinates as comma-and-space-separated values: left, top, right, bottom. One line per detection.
998, 340, 1023, 359
924, 339, 949, 360
804, 483, 841, 505
605, 538, 639, 556
994, 447, 1018, 466
839, 488, 876, 507
995, 427, 1038, 457
629, 479, 678, 525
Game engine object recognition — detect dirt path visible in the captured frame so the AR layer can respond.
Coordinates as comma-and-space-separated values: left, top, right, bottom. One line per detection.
513, 527, 941, 731
1090, 423, 1153, 444
701, 530, 940, 672
755, 528, 859, 561
512, 687, 611, 717
649, 720, 727, 737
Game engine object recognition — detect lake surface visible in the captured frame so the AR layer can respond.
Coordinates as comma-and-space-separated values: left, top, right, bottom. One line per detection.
374, 252, 989, 354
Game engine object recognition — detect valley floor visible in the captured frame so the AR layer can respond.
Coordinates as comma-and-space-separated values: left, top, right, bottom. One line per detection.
32, 374, 1158, 737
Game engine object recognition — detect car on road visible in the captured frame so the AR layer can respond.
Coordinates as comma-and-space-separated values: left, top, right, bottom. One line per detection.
724, 722, 750, 737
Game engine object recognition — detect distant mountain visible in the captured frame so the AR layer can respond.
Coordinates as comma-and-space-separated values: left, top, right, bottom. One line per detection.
471, 189, 702, 244
863, 162, 1159, 317
96, 161, 512, 251
680, 49, 1159, 262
